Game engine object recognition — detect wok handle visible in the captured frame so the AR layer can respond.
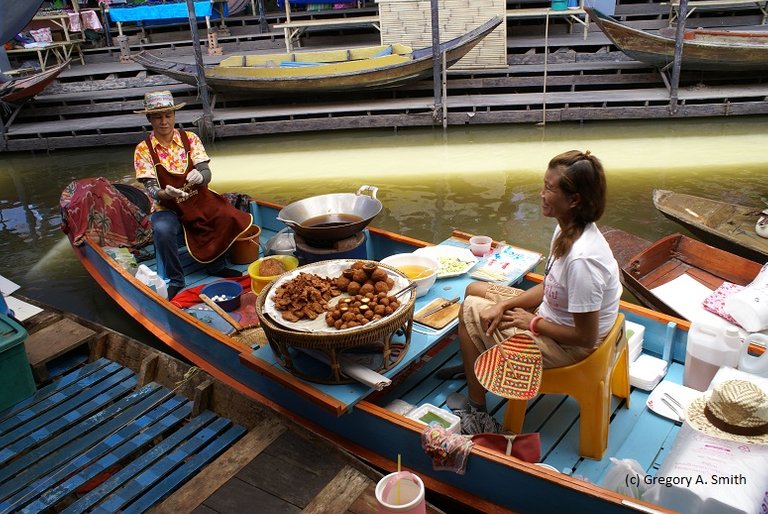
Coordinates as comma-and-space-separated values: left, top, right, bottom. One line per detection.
199, 294, 244, 332
356, 185, 378, 199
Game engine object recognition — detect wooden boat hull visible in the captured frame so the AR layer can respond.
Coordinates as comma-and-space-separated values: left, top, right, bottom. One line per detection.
132, 16, 501, 94
602, 228, 762, 319
0, 60, 69, 104
653, 189, 768, 262
588, 8, 768, 71
69, 197, 693, 513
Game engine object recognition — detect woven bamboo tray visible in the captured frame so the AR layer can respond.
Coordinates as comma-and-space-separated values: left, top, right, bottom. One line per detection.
255, 259, 416, 384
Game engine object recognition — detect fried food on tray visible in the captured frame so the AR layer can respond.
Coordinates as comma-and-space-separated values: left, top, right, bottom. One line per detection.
273, 272, 339, 322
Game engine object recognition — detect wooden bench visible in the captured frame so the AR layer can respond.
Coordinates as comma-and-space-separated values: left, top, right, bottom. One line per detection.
666, 0, 768, 24
6, 40, 85, 71
273, 14, 381, 51
506, 7, 590, 39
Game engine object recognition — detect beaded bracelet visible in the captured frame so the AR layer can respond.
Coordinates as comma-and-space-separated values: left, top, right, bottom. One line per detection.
529, 315, 543, 336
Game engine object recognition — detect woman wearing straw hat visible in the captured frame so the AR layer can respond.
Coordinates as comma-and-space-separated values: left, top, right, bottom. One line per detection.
133, 90, 252, 300
440, 150, 622, 428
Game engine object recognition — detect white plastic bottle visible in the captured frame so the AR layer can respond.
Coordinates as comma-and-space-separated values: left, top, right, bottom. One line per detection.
683, 323, 741, 391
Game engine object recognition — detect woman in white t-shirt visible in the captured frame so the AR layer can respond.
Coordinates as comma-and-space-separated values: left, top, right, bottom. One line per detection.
441, 150, 622, 418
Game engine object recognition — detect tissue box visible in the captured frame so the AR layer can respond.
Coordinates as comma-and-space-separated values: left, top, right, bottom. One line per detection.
630, 354, 668, 391
407, 403, 461, 433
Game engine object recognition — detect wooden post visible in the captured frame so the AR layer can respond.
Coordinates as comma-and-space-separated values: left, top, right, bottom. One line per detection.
430, 0, 442, 124
185, 0, 215, 143
257, 0, 269, 33
669, 0, 688, 114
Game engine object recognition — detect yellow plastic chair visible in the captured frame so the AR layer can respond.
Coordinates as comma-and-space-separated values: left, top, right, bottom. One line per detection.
502, 313, 630, 460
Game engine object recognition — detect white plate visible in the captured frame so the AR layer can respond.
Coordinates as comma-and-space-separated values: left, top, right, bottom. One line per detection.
413, 246, 478, 278
265, 260, 411, 332
645, 380, 702, 423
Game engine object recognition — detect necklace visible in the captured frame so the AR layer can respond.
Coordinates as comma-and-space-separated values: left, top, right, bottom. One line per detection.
544, 255, 554, 277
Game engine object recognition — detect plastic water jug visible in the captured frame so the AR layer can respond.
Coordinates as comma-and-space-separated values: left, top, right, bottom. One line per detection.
135, 264, 168, 299
683, 323, 741, 391
738, 333, 768, 377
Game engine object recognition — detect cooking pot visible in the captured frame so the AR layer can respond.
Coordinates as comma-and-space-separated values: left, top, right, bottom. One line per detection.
277, 185, 382, 242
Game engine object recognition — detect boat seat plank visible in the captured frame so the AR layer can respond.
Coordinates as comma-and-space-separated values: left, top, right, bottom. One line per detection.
639, 260, 689, 290
0, 384, 162, 499
117, 424, 246, 513
90, 417, 236, 512
0, 368, 137, 463
25, 317, 99, 382
0, 358, 116, 428
14, 398, 192, 513
60, 410, 219, 513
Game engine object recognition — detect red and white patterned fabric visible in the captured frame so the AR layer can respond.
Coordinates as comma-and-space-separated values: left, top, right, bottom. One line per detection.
703, 282, 745, 327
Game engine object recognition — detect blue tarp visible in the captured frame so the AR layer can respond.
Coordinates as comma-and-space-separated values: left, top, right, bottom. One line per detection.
109, 1, 214, 22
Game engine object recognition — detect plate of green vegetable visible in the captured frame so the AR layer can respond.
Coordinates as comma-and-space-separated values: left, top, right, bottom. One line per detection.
413, 245, 478, 278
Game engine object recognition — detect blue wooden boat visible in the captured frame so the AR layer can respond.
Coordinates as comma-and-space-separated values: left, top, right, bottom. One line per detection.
64, 186, 706, 513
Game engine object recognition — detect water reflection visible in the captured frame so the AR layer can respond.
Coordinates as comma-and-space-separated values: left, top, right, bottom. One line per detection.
1, 119, 767, 339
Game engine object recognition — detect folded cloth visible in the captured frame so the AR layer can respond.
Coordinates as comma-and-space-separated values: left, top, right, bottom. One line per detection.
471, 432, 541, 463
702, 282, 744, 327
421, 424, 473, 474
297, 348, 392, 390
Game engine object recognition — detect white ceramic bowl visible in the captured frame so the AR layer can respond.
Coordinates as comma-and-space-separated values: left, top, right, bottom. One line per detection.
380, 253, 438, 298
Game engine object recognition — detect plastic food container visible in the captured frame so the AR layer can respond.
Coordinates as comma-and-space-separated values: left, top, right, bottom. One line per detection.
406, 403, 461, 433
248, 255, 299, 293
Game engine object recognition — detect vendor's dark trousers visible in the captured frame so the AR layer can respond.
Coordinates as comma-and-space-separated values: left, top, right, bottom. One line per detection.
151, 210, 231, 288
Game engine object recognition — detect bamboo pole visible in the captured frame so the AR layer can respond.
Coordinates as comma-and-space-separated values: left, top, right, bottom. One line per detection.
430, 0, 443, 124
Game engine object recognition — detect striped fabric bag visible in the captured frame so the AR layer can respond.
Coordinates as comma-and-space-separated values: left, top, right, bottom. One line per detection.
474, 332, 542, 400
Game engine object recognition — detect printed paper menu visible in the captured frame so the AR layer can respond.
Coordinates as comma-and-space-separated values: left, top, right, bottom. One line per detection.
470, 245, 542, 284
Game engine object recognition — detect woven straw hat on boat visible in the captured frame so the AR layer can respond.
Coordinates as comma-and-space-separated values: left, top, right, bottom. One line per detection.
474, 331, 543, 400
686, 379, 768, 445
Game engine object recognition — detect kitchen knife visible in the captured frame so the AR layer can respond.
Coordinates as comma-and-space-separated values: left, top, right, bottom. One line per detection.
420, 297, 460, 318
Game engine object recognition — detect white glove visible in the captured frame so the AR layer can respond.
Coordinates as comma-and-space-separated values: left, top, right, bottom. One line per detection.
187, 168, 204, 185
164, 185, 188, 200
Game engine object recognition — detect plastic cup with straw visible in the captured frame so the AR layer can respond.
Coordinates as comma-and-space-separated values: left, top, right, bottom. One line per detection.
397, 454, 401, 504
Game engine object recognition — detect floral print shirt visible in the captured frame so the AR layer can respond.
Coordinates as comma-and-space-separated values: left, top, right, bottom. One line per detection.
134, 129, 209, 181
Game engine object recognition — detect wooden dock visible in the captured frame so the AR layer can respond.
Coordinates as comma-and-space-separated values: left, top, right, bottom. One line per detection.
3, 297, 449, 513
3, 1, 768, 152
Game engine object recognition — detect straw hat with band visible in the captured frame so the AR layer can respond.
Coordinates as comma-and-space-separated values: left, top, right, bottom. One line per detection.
686, 379, 768, 445
134, 90, 186, 114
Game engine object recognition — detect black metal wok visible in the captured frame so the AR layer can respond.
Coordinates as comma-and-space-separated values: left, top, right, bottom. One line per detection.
277, 186, 382, 242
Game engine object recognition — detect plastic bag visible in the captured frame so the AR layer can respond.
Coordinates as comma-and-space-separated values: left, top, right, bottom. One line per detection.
600, 457, 648, 499
135, 264, 168, 299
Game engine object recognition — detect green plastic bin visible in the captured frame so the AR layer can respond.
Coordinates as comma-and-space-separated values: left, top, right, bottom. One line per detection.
0, 313, 36, 412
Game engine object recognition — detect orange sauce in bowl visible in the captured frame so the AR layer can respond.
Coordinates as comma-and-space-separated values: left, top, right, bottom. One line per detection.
398, 264, 432, 279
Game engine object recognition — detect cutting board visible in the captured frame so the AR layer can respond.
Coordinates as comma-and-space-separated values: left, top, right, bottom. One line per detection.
414, 298, 461, 329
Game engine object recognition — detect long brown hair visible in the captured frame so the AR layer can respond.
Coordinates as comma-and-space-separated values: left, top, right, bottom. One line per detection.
548, 150, 606, 259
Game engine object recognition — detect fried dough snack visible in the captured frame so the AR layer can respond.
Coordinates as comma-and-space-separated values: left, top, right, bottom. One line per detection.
273, 272, 340, 322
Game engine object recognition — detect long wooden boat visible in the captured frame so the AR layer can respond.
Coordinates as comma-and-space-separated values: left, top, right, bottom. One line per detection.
587, 7, 768, 71
66, 181, 763, 513
0, 60, 69, 105
601, 227, 762, 319
653, 188, 768, 262
4, 294, 447, 513
131, 16, 501, 94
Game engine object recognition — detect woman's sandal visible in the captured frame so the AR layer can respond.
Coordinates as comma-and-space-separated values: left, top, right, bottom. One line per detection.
436, 364, 466, 380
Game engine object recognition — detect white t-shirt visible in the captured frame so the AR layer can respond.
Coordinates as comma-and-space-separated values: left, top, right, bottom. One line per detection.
538, 223, 621, 344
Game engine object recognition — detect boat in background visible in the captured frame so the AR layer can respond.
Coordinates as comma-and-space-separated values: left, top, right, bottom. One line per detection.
131, 16, 501, 94
66, 179, 764, 513
588, 8, 768, 71
3, 294, 447, 513
602, 227, 762, 319
653, 189, 768, 263
0, 60, 69, 105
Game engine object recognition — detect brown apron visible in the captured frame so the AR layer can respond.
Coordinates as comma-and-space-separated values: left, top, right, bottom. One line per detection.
147, 131, 252, 263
